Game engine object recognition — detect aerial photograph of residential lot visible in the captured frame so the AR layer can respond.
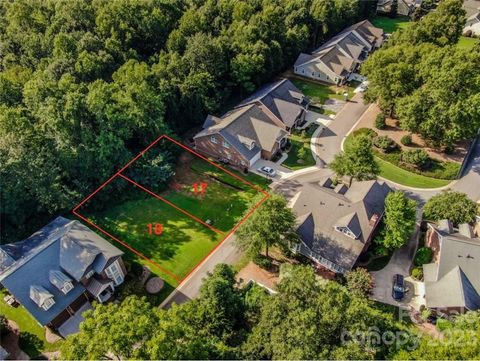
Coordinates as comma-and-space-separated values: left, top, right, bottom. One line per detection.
1, 0, 479, 359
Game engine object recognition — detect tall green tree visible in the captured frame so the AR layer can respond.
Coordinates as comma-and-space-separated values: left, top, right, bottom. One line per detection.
423, 191, 478, 225
236, 194, 298, 258
330, 134, 379, 186
382, 191, 417, 249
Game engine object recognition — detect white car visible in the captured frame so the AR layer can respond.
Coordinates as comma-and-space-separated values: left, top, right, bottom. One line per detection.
358, 81, 369, 92
258, 166, 276, 177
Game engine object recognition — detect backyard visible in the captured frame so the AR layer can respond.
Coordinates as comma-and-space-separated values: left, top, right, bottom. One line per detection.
1, 289, 61, 358
282, 124, 319, 170
78, 153, 267, 296
371, 16, 411, 33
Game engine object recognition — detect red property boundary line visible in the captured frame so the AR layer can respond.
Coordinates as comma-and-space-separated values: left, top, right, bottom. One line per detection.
72, 134, 269, 284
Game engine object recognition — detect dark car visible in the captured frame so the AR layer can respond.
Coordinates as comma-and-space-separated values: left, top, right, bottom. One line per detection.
392, 274, 405, 300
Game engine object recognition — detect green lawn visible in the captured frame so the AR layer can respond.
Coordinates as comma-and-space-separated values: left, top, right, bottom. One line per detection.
282, 125, 318, 170
376, 157, 451, 188
457, 36, 479, 49
291, 78, 355, 107
371, 16, 411, 33
1, 290, 61, 357
82, 157, 266, 292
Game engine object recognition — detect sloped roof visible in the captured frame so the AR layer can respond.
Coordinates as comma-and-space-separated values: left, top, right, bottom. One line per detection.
30, 285, 54, 307
293, 179, 391, 271
195, 104, 287, 161
49, 270, 72, 291
423, 225, 480, 310
235, 79, 308, 128
0, 216, 123, 326
86, 277, 113, 297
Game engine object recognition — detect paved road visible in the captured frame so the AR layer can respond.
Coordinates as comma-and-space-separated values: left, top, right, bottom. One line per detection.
315, 92, 370, 164
161, 234, 242, 308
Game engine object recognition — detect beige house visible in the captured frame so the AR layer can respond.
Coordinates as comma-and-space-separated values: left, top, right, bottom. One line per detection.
293, 20, 385, 85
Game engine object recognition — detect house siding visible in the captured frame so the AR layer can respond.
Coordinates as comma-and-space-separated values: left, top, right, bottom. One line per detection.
426, 226, 441, 261
195, 134, 250, 167
294, 62, 339, 85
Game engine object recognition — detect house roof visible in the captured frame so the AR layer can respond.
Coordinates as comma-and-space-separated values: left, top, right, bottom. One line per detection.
235, 79, 308, 128
0, 217, 123, 326
195, 104, 287, 161
293, 179, 391, 271
295, 20, 385, 77
423, 224, 480, 310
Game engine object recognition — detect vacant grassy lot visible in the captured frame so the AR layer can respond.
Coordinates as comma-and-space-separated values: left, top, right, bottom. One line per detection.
283, 125, 318, 170
1, 290, 61, 357
371, 16, 411, 33
291, 78, 355, 106
81, 155, 265, 293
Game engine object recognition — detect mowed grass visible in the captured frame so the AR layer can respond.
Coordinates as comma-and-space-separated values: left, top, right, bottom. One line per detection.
458, 36, 479, 49
283, 125, 318, 170
371, 16, 411, 33
291, 78, 355, 106
376, 157, 451, 188
1, 289, 62, 357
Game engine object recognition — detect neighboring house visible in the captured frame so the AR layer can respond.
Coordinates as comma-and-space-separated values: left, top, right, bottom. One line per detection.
0, 217, 126, 337
294, 20, 385, 85
194, 104, 288, 168
291, 178, 391, 274
423, 220, 480, 314
234, 79, 310, 132
377, 0, 422, 17
463, 12, 480, 36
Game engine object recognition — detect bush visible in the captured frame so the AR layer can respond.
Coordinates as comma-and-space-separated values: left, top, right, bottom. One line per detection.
400, 134, 412, 146
0, 315, 9, 336
352, 127, 377, 139
414, 247, 433, 266
436, 318, 453, 331
373, 136, 396, 152
375, 113, 386, 129
253, 254, 272, 270
345, 268, 373, 297
411, 267, 424, 280
297, 147, 307, 160
401, 149, 430, 168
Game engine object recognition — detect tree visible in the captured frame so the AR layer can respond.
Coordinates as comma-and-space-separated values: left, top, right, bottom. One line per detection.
383, 191, 417, 249
345, 268, 373, 298
60, 296, 160, 360
330, 134, 379, 186
242, 264, 403, 359
236, 194, 298, 257
401, 149, 430, 169
393, 311, 480, 359
297, 146, 307, 160
423, 191, 478, 225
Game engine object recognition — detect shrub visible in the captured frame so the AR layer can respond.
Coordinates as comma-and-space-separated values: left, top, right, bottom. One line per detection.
375, 113, 386, 129
401, 149, 430, 168
373, 135, 396, 152
345, 268, 373, 297
352, 127, 377, 139
411, 267, 424, 280
414, 247, 433, 266
436, 318, 453, 331
400, 134, 412, 146
297, 147, 307, 160
253, 254, 272, 270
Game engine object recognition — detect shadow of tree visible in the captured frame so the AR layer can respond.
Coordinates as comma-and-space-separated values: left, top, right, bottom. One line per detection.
19, 332, 44, 359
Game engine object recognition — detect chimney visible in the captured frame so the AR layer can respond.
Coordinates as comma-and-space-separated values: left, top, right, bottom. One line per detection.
437, 219, 453, 234
458, 223, 475, 239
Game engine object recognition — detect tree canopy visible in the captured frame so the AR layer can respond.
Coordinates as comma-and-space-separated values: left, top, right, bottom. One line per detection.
382, 191, 417, 249
423, 191, 478, 225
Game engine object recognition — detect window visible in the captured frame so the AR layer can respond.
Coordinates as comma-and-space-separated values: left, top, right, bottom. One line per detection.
312, 72, 314, 76
42, 298, 55, 311
210, 136, 218, 144
105, 260, 124, 286
84, 270, 94, 279
61, 282, 73, 294
226, 153, 232, 160
222, 141, 230, 148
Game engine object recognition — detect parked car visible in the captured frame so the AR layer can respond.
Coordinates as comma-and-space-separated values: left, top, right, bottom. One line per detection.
358, 81, 369, 92
258, 166, 276, 177
392, 274, 405, 300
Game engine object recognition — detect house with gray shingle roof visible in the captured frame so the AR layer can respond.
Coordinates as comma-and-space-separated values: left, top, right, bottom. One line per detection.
463, 12, 480, 36
424, 221, 480, 314
0, 217, 126, 337
291, 178, 391, 274
294, 20, 385, 85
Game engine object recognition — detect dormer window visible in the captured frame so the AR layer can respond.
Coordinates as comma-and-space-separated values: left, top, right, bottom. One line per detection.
223, 141, 230, 148
42, 297, 55, 311
210, 136, 218, 144
85, 270, 94, 279
61, 282, 74, 294
335, 226, 356, 239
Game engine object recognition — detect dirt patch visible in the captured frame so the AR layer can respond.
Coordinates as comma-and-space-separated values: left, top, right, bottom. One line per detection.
355, 104, 469, 163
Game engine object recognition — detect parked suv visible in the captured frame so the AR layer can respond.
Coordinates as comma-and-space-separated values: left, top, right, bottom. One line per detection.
392, 274, 405, 300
